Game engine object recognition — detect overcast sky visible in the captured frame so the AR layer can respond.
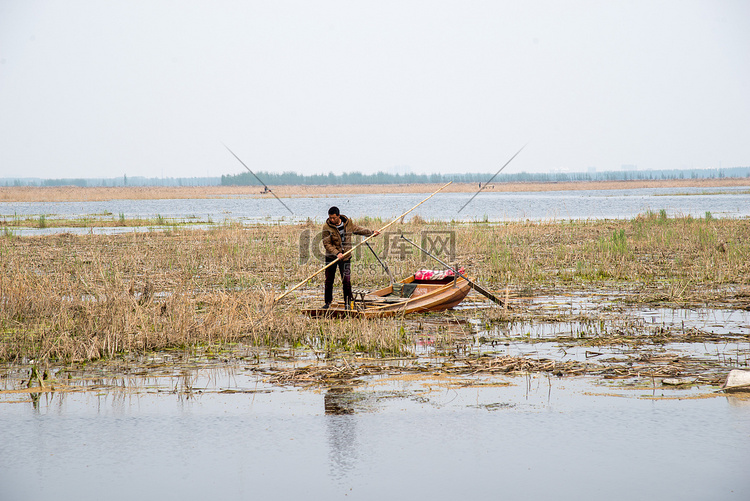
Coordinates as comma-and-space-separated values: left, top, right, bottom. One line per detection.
1, 0, 748, 179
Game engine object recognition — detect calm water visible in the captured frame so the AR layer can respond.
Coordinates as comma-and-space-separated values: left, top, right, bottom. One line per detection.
2, 186, 750, 230
1, 373, 749, 500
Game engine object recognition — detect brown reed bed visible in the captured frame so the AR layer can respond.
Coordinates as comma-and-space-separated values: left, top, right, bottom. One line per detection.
1, 214, 749, 364
2, 177, 749, 202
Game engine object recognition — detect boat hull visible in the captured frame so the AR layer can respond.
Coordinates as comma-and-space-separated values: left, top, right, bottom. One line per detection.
303, 275, 472, 318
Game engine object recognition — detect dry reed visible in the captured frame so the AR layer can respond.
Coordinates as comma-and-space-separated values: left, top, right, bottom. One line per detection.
2, 214, 749, 362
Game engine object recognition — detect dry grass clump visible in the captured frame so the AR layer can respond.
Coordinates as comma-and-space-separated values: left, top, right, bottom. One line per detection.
0, 213, 201, 229
0, 225, 413, 362
453, 214, 750, 300
0, 274, 263, 362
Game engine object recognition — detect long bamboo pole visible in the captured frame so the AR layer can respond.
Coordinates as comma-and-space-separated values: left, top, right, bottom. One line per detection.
274, 181, 452, 302
222, 143, 295, 215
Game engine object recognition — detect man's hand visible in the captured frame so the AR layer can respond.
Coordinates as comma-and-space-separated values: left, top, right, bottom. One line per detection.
372, 230, 380, 236
337, 252, 344, 260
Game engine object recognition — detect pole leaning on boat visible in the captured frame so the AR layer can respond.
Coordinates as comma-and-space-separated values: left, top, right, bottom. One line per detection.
364, 241, 395, 288
274, 182, 452, 303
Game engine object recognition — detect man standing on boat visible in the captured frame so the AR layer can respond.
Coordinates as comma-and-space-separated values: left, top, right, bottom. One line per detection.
322, 206, 379, 310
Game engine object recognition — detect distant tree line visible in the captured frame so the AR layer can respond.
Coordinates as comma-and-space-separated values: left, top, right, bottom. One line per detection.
3, 166, 749, 187
220, 167, 750, 186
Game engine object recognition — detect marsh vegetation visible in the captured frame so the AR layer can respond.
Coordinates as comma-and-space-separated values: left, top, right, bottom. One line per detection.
1, 211, 748, 376
1, 212, 204, 229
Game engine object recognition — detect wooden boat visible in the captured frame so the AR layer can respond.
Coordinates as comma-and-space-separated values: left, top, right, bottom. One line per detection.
303, 273, 472, 318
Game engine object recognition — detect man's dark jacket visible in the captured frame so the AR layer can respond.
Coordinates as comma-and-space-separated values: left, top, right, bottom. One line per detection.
322, 215, 374, 261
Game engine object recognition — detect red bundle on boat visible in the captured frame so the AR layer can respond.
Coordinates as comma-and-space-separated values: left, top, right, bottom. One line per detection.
414, 267, 465, 281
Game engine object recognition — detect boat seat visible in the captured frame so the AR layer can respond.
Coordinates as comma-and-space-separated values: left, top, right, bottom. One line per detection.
363, 296, 408, 304
392, 283, 417, 298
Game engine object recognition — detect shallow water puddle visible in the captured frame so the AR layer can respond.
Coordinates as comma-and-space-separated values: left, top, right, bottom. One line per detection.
636, 306, 750, 335
470, 293, 748, 345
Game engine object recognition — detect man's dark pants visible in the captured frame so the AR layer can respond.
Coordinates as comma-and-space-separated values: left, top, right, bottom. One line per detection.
324, 257, 352, 305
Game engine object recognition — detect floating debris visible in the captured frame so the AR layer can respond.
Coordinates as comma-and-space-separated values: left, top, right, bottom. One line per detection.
721, 369, 750, 392
662, 377, 697, 386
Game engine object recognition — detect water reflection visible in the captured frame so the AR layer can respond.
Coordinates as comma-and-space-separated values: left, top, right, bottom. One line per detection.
1, 363, 262, 415
725, 392, 750, 408
29, 391, 40, 412
324, 386, 359, 415
325, 387, 360, 481
175, 370, 197, 401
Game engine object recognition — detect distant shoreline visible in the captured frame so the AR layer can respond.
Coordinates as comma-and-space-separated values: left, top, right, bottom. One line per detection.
1, 177, 748, 202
